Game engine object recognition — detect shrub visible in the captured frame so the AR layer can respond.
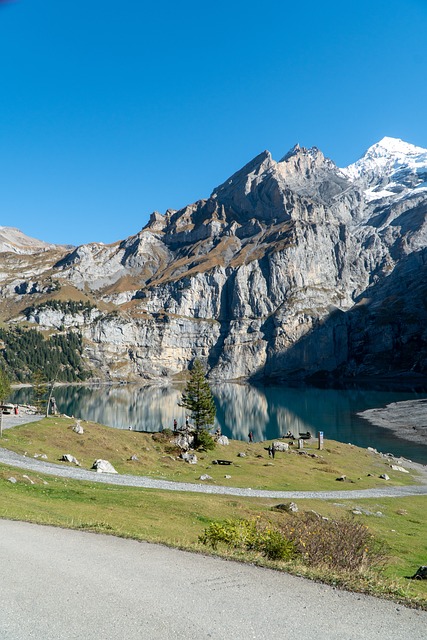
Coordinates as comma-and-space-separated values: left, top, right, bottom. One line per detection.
194, 428, 216, 451
276, 512, 388, 572
199, 519, 295, 561
199, 513, 387, 570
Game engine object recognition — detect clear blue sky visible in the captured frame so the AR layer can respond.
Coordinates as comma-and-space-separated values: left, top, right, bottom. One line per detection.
1, 0, 427, 246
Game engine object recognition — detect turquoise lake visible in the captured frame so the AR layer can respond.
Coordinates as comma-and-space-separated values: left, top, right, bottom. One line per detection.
11, 382, 427, 465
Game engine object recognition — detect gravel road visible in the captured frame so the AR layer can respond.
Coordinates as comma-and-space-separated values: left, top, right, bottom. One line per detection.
1, 519, 426, 640
2, 413, 427, 499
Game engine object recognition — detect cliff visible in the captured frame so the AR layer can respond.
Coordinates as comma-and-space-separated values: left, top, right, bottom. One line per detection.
1, 137, 427, 381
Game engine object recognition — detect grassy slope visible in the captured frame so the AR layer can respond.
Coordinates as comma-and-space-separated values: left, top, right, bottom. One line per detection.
0, 417, 419, 491
0, 417, 426, 607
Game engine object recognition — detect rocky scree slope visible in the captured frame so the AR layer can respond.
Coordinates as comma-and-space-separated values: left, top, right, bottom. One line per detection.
1, 136, 427, 381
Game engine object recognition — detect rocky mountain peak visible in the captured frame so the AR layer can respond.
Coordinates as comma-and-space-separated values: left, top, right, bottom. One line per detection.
0, 226, 59, 255
276, 143, 336, 178
368, 136, 427, 158
211, 150, 273, 200
342, 136, 427, 203
2, 137, 427, 383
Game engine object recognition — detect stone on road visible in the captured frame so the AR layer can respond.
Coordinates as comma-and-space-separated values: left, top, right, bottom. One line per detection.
1, 520, 426, 640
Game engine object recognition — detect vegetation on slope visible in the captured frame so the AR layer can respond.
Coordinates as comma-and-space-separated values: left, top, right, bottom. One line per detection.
0, 327, 91, 383
23, 299, 97, 318
1, 417, 418, 491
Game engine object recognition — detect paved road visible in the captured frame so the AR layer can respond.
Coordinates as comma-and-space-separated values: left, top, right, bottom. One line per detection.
1, 520, 426, 640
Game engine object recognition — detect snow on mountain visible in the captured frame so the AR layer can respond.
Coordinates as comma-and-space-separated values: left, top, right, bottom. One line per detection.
342, 136, 427, 203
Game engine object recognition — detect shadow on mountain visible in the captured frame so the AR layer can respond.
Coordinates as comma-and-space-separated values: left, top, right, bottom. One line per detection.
252, 248, 427, 383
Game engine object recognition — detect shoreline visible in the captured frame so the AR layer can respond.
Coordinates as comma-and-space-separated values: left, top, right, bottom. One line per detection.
358, 399, 427, 446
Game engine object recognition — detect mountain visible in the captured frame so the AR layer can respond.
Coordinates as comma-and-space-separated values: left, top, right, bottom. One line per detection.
0, 226, 56, 254
1, 136, 427, 382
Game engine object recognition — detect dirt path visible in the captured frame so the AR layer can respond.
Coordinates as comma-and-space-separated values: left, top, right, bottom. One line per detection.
2, 413, 427, 499
1, 443, 427, 499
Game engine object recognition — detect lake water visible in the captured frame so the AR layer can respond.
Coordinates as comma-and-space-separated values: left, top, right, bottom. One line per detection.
11, 382, 427, 465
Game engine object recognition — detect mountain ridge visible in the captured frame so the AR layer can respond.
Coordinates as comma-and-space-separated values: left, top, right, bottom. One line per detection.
1, 136, 427, 382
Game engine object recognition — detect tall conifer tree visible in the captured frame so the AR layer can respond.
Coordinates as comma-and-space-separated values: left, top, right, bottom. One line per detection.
0, 367, 11, 438
179, 359, 216, 429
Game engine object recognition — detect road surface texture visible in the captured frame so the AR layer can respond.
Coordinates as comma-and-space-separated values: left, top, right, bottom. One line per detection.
1, 520, 426, 640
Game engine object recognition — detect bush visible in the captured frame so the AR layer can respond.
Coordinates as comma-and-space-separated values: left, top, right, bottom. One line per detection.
199, 519, 295, 561
194, 428, 216, 451
276, 512, 387, 572
199, 513, 387, 570
256, 530, 295, 561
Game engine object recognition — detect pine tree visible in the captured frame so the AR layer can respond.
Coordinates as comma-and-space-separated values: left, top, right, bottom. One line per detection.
0, 367, 11, 438
179, 359, 216, 429
32, 370, 48, 415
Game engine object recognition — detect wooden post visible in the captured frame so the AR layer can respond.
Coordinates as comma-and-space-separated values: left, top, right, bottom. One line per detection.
298, 438, 304, 450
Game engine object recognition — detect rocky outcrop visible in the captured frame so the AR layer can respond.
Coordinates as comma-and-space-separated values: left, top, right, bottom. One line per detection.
1, 138, 427, 382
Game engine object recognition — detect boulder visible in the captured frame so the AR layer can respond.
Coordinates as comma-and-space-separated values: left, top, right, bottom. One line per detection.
216, 435, 229, 446
273, 441, 289, 452
237, 452, 246, 457
273, 502, 298, 513
92, 459, 118, 474
199, 474, 212, 481
172, 434, 194, 451
379, 473, 390, 480
8, 477, 17, 484
181, 452, 198, 464
73, 421, 84, 435
390, 465, 409, 473
62, 454, 80, 466
336, 475, 347, 481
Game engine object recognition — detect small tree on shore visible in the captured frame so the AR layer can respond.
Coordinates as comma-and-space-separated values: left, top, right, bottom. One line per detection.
32, 370, 48, 415
179, 359, 216, 430
0, 367, 11, 438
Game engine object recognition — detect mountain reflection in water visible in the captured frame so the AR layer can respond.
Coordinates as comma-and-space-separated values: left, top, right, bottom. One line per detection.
10, 382, 427, 464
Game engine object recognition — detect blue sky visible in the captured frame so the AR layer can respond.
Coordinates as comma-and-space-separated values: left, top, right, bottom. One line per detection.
1, 0, 427, 246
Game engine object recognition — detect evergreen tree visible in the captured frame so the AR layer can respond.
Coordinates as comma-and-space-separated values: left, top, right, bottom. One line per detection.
0, 367, 11, 437
32, 370, 48, 415
179, 359, 216, 429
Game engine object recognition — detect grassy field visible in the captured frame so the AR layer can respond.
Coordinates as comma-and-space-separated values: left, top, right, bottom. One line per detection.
0, 416, 426, 608
0, 416, 420, 491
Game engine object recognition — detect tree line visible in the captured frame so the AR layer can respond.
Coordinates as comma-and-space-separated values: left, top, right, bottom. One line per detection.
0, 326, 91, 383
24, 299, 97, 318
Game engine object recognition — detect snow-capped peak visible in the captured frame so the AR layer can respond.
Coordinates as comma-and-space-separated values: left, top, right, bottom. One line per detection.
341, 137, 427, 204
368, 136, 427, 158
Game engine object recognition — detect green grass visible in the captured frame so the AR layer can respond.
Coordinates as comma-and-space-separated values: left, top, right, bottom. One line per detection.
0, 416, 419, 491
0, 417, 426, 608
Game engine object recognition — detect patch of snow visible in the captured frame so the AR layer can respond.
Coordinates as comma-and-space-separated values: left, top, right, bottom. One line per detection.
341, 137, 427, 209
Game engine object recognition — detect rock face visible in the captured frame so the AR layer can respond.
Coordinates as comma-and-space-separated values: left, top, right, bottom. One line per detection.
2, 137, 427, 381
